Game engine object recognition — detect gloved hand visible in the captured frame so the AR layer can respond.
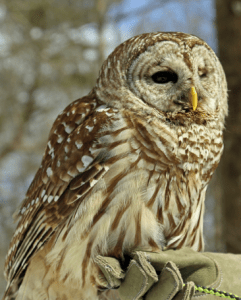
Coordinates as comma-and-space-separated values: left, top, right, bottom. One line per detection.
95, 247, 241, 300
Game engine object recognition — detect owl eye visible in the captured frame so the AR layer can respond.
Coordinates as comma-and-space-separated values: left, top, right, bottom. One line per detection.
198, 68, 208, 78
151, 71, 178, 84
200, 72, 207, 78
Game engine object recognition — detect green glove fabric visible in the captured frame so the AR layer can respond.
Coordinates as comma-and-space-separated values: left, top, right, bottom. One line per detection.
95, 248, 241, 300
144, 248, 241, 299
118, 251, 158, 299
144, 261, 195, 300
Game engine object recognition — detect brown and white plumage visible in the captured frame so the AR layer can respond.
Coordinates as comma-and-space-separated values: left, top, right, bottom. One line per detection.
3, 32, 228, 300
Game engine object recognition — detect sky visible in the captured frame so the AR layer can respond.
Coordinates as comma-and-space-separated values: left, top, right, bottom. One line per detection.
0, 0, 217, 60
108, 0, 217, 51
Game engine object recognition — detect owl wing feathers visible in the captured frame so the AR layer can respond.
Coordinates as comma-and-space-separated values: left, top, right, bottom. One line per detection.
4, 92, 112, 291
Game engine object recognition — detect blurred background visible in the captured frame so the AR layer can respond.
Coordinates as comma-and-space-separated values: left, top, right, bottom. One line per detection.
0, 0, 241, 296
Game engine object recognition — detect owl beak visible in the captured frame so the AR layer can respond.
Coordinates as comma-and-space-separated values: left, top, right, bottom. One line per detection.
190, 86, 198, 111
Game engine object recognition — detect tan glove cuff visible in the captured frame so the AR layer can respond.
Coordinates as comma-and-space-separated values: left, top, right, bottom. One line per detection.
200, 253, 241, 297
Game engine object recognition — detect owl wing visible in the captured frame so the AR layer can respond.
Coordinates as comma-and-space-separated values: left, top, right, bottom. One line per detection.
4, 92, 114, 291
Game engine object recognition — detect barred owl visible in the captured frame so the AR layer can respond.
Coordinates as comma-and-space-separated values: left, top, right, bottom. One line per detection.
3, 32, 227, 300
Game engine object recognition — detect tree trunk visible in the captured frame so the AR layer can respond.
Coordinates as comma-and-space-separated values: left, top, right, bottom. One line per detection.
216, 0, 241, 253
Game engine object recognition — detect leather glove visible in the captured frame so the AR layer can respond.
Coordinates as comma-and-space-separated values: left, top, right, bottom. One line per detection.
95, 247, 241, 300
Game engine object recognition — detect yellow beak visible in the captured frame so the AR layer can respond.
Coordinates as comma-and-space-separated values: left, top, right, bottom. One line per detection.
190, 86, 198, 111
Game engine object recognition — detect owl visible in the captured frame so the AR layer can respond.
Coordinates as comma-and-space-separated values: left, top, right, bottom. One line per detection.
3, 32, 227, 300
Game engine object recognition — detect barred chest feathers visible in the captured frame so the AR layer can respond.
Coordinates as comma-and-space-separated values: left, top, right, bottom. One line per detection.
45, 107, 223, 285
82, 108, 224, 253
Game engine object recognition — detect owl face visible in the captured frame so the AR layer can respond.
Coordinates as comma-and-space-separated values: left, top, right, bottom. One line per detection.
96, 32, 228, 123
128, 41, 220, 114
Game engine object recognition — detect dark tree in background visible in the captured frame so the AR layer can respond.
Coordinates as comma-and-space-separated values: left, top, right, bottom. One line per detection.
216, 0, 241, 253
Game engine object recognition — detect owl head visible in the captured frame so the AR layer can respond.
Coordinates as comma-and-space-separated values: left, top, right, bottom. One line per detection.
95, 32, 228, 126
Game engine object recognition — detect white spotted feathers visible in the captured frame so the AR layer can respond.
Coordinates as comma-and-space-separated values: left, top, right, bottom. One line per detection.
4, 92, 118, 284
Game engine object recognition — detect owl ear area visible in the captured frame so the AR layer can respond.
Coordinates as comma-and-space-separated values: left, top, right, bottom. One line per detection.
190, 86, 198, 111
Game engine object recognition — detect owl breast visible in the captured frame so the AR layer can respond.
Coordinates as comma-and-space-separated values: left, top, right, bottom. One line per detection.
35, 108, 223, 291
64, 109, 221, 257
104, 109, 224, 252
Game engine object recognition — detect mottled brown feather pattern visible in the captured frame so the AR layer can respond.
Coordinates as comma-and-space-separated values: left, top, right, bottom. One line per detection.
3, 32, 228, 300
